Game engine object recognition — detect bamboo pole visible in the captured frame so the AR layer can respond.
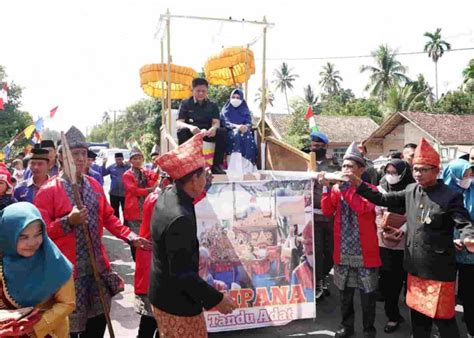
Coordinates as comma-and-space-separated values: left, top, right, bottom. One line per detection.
60, 132, 115, 338
244, 44, 250, 101
160, 38, 165, 127
260, 17, 267, 140
260, 17, 268, 170
166, 9, 172, 135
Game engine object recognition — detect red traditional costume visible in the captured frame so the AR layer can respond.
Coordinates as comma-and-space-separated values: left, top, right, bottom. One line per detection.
33, 126, 137, 334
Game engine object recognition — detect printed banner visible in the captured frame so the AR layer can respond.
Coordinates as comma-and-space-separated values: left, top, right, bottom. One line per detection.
195, 175, 315, 332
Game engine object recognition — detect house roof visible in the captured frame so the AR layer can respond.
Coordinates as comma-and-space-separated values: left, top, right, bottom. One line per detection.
364, 111, 474, 145
261, 113, 379, 145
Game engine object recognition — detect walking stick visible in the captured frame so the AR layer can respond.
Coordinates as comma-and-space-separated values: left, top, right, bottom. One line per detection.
60, 132, 115, 338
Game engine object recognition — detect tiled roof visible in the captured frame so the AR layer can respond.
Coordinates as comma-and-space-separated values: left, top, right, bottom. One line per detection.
264, 113, 379, 145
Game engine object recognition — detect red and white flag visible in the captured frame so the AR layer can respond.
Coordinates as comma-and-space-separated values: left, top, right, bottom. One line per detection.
304, 106, 314, 120
304, 106, 318, 132
0, 83, 8, 110
49, 106, 58, 118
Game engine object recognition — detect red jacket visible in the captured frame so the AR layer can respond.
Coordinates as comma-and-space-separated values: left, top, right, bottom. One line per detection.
134, 191, 159, 295
123, 168, 158, 221
33, 176, 134, 277
321, 184, 381, 268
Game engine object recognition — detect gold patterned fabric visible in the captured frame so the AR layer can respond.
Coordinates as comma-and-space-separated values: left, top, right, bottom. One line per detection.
406, 273, 456, 319
151, 306, 207, 338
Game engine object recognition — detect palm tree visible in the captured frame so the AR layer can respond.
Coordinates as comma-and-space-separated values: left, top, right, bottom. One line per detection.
360, 45, 409, 102
254, 87, 275, 113
383, 85, 426, 115
410, 74, 435, 107
462, 59, 474, 92
424, 28, 451, 100
303, 85, 317, 106
463, 59, 474, 82
319, 62, 343, 95
273, 62, 298, 113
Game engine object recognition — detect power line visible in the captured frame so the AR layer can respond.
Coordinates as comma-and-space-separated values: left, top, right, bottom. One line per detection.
259, 47, 474, 61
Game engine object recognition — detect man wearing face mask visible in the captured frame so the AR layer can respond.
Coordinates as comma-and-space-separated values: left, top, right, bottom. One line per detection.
177, 78, 227, 175
308, 130, 341, 300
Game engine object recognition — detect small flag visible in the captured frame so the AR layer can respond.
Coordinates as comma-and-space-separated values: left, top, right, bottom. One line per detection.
4, 139, 14, 160
304, 106, 314, 120
49, 106, 58, 118
23, 125, 36, 139
34, 118, 44, 133
0, 83, 8, 110
305, 106, 319, 132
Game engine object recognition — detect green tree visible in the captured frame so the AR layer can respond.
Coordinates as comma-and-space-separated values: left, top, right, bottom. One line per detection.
282, 98, 311, 149
273, 62, 299, 113
88, 98, 162, 160
360, 45, 409, 102
462, 59, 474, 92
207, 85, 234, 110
321, 94, 383, 124
254, 87, 275, 113
0, 65, 34, 157
424, 28, 451, 100
383, 85, 427, 115
319, 62, 343, 95
434, 90, 474, 115
409, 74, 435, 107
303, 85, 317, 106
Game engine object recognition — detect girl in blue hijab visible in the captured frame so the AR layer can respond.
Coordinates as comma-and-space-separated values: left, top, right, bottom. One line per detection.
442, 159, 474, 337
220, 89, 257, 174
0, 202, 75, 337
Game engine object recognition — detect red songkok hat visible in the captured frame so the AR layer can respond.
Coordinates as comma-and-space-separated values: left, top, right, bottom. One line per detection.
412, 138, 440, 167
156, 133, 206, 180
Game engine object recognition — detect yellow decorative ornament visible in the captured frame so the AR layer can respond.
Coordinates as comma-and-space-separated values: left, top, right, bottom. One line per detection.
204, 47, 255, 86
139, 64, 198, 100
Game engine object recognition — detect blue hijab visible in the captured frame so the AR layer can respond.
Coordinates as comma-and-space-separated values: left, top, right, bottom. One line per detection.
442, 159, 473, 219
0, 202, 73, 307
220, 89, 252, 127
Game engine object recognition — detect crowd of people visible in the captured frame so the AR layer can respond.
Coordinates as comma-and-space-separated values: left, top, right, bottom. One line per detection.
0, 77, 473, 338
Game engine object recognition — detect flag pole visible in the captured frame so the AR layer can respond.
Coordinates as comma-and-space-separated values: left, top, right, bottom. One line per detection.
60, 132, 116, 338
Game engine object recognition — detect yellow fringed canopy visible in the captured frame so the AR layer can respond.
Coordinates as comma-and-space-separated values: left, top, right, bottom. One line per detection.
204, 47, 255, 86
139, 64, 198, 100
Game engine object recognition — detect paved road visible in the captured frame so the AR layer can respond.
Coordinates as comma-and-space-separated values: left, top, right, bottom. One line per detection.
102, 229, 468, 337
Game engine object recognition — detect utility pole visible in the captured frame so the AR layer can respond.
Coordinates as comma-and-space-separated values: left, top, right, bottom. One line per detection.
113, 110, 117, 147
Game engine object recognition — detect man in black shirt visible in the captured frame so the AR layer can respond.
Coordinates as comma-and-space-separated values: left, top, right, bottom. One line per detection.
177, 78, 227, 174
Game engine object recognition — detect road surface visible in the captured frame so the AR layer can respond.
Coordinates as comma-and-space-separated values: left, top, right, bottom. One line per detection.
102, 230, 468, 337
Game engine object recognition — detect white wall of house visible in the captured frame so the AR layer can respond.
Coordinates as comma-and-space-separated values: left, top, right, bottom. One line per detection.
403, 123, 435, 146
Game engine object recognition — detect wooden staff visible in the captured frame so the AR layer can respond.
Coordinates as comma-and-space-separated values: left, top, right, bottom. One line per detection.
60, 132, 115, 338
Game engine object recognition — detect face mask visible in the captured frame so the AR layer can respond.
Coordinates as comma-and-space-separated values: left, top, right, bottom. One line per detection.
457, 177, 472, 189
313, 148, 327, 160
306, 254, 314, 268
255, 248, 267, 259
385, 174, 401, 185
230, 98, 242, 108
